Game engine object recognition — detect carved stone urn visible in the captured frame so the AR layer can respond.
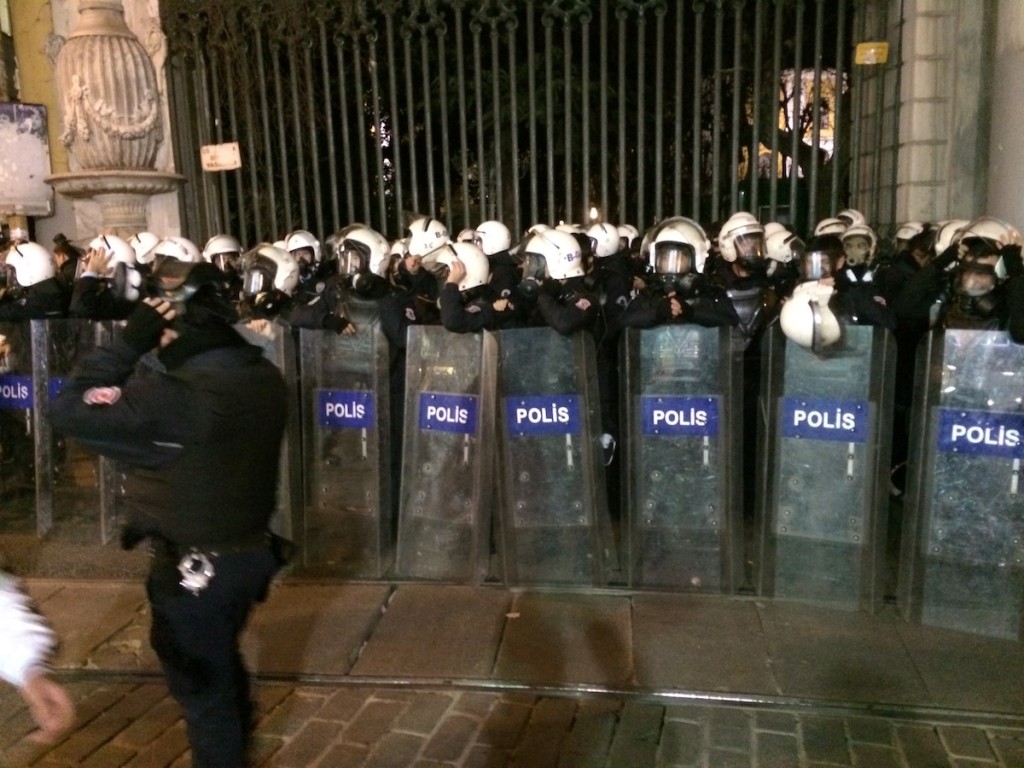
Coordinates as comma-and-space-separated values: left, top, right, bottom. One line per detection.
47, 0, 182, 236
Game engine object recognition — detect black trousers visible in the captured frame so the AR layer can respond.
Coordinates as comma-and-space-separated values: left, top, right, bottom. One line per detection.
147, 546, 277, 768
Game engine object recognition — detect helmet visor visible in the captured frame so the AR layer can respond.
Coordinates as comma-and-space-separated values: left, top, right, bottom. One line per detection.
733, 232, 765, 264
653, 242, 694, 276
520, 251, 547, 280
800, 250, 836, 281
336, 241, 370, 276
242, 255, 279, 296
211, 251, 241, 274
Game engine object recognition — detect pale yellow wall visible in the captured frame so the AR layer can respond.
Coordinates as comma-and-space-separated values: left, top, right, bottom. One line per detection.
9, 0, 68, 173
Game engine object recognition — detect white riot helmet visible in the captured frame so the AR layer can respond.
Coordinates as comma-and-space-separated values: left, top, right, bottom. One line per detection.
151, 236, 202, 271
406, 216, 450, 257
520, 229, 585, 281
933, 219, 970, 256
765, 228, 805, 265
718, 211, 766, 266
958, 216, 1021, 280
88, 234, 136, 267
129, 231, 161, 265
763, 222, 789, 240
617, 223, 640, 251
422, 241, 490, 292
780, 281, 841, 352
202, 234, 243, 274
330, 223, 391, 279
813, 217, 848, 236
241, 243, 300, 297
837, 208, 868, 228
587, 222, 620, 259
894, 221, 925, 250
2, 242, 56, 287
841, 224, 877, 267
642, 216, 711, 276
474, 220, 512, 256
555, 222, 585, 235
284, 229, 322, 277
83, 234, 141, 301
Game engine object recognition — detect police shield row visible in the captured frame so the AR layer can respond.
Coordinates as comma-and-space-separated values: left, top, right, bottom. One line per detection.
3, 211, 1023, 634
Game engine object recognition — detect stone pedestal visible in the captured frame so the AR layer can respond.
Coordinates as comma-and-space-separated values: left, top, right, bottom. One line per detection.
47, 170, 182, 238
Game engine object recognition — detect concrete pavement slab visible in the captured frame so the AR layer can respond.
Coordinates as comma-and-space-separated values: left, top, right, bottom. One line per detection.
492, 591, 633, 686
350, 584, 511, 679
756, 599, 932, 705
631, 593, 777, 694
243, 582, 393, 676
30, 582, 148, 669
894, 619, 1024, 714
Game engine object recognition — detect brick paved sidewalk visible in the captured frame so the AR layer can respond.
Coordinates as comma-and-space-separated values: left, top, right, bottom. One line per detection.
3, 677, 1024, 768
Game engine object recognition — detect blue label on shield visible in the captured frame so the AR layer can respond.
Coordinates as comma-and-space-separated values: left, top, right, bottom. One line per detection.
641, 395, 719, 437
0, 375, 32, 409
506, 394, 581, 436
317, 389, 375, 429
419, 392, 478, 434
781, 397, 868, 443
937, 408, 1024, 458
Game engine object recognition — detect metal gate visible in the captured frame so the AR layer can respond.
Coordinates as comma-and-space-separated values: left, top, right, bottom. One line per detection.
160, 0, 901, 245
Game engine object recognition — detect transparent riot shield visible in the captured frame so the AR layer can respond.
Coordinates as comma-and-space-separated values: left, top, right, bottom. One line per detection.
0, 322, 41, 534
621, 325, 743, 592
299, 323, 391, 578
756, 324, 895, 611
32, 320, 118, 542
495, 328, 612, 586
396, 326, 496, 582
899, 330, 1024, 640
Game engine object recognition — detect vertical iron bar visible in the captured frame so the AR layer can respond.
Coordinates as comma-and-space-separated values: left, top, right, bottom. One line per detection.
319, 21, 340, 233
223, 50, 245, 245
527, 4, 538, 226
420, 32, 438, 217
749, 0, 764, 215
255, 31, 280, 236
729, 1, 743, 213
888, 0, 905, 231
830, 0, 847, 214
453, 10, 470, 224
673, 6, 684, 214
368, 37, 388, 231
493, 23, 505, 222
711, 1, 724, 223
336, 38, 357, 225
849, 0, 866, 207
870, 2, 887, 227
353, 37, 373, 224
403, 34, 420, 215
563, 22, 573, 221
579, 13, 590, 224
507, 22, 520, 234
272, 43, 292, 231
242, 33, 263, 240
303, 37, 324, 237
808, 0, 824, 226
789, 1, 804, 229
545, 20, 555, 222
768, 0, 783, 220
190, 31, 214, 238
288, 42, 308, 227
692, 4, 704, 218
436, 27, 452, 230
617, 9, 627, 223
635, 13, 646, 229
599, 1, 609, 222
385, 13, 404, 234
208, 48, 228, 237
652, 9, 665, 224
471, 20, 485, 225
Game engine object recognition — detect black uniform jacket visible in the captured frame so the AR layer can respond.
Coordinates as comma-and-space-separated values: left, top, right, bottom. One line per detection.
50, 333, 287, 548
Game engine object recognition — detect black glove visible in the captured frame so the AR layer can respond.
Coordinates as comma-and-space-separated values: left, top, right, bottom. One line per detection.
122, 301, 169, 354
1001, 244, 1024, 278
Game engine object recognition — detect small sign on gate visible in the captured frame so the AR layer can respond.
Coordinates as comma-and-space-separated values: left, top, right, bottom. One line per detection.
200, 142, 242, 171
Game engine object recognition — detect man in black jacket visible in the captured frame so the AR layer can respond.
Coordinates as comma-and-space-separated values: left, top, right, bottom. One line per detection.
51, 261, 287, 768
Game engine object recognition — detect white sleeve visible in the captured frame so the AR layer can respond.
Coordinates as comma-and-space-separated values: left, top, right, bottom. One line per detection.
0, 574, 57, 688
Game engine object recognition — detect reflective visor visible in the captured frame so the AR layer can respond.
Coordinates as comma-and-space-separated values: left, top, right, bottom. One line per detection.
733, 232, 765, 262
800, 251, 835, 280
242, 256, 278, 296
520, 251, 547, 279
653, 241, 694, 276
